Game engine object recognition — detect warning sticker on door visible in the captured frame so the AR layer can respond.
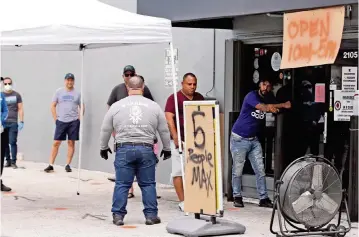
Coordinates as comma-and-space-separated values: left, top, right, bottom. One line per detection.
334, 90, 359, 121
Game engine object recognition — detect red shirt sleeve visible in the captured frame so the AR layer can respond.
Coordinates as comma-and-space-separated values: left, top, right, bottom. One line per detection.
165, 94, 175, 114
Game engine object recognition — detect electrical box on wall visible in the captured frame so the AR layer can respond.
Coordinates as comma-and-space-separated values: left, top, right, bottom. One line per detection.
345, 5, 352, 19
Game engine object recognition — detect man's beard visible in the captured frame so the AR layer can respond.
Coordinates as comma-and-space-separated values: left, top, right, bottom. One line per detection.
259, 90, 267, 97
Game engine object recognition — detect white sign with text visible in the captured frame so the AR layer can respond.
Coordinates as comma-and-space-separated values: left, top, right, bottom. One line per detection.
334, 90, 359, 121
342, 67, 358, 92
164, 48, 179, 88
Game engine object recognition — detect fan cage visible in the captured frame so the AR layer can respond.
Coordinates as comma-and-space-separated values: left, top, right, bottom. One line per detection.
278, 155, 343, 229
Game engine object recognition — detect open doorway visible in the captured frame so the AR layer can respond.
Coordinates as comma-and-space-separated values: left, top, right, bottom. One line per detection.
229, 39, 358, 199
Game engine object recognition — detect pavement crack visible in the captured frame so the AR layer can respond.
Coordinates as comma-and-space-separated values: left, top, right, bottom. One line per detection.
82, 213, 107, 220
13, 195, 36, 202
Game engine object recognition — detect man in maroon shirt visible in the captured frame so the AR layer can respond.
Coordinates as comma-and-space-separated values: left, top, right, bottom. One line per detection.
164, 72, 204, 211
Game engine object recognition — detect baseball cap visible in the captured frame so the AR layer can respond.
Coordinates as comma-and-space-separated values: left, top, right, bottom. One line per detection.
123, 65, 135, 74
65, 73, 75, 80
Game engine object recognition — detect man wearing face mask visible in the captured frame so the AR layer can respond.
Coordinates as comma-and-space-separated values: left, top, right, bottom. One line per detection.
230, 78, 291, 208
106, 66, 155, 198
294, 80, 322, 157
100, 76, 171, 226
2, 77, 24, 169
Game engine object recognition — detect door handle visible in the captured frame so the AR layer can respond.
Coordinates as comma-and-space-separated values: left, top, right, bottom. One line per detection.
323, 112, 327, 144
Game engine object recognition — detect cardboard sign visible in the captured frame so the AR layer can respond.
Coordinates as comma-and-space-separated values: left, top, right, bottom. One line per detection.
334, 90, 359, 121
184, 105, 217, 215
281, 6, 345, 69
342, 66, 358, 92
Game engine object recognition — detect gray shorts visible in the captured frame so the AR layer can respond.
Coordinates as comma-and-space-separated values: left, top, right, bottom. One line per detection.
171, 141, 185, 178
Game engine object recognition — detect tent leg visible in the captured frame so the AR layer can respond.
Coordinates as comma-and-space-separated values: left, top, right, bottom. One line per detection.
77, 48, 85, 195
169, 42, 188, 215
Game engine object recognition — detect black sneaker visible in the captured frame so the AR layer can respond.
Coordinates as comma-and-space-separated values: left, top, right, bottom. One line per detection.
112, 213, 124, 226
11, 163, 18, 169
1, 184, 12, 192
145, 216, 161, 225
259, 198, 273, 208
65, 165, 72, 172
5, 161, 11, 167
44, 165, 54, 173
233, 197, 244, 208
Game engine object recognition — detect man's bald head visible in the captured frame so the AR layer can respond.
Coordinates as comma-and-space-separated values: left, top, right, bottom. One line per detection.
127, 76, 145, 96
127, 75, 144, 90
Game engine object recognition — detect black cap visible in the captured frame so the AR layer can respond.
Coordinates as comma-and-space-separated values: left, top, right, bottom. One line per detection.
123, 65, 135, 74
65, 73, 75, 80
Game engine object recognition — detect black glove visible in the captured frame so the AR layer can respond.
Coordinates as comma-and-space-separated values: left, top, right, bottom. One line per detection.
160, 150, 171, 160
100, 148, 112, 160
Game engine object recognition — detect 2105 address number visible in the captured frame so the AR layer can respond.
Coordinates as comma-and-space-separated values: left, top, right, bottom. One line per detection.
343, 51, 358, 58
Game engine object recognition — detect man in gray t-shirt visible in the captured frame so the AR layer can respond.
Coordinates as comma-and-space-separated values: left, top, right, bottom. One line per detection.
44, 73, 84, 173
2, 77, 24, 168
106, 65, 154, 198
100, 76, 171, 226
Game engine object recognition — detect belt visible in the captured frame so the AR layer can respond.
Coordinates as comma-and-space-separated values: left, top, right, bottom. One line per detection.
244, 137, 256, 141
232, 132, 256, 141
116, 142, 153, 149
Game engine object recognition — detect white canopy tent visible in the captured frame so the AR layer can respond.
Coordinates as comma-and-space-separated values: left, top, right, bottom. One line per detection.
0, 0, 184, 194
0, 0, 172, 49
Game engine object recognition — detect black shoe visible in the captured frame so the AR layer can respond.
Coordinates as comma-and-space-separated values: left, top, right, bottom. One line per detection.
259, 198, 273, 208
112, 213, 124, 226
1, 184, 12, 192
145, 216, 161, 225
108, 177, 116, 182
233, 197, 244, 207
5, 161, 11, 167
65, 165, 72, 172
44, 165, 54, 173
11, 163, 18, 169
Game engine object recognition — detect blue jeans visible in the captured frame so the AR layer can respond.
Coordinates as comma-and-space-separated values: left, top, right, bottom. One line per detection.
4, 122, 18, 164
112, 144, 158, 218
230, 132, 268, 200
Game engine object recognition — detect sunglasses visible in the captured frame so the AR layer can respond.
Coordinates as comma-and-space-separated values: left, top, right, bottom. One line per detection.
124, 73, 135, 77
4, 83, 11, 85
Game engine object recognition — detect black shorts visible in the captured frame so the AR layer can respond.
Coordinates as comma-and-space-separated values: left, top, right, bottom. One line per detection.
54, 119, 80, 141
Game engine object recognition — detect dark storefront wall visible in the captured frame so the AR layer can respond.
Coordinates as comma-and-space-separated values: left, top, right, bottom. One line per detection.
137, 0, 357, 22
224, 6, 358, 199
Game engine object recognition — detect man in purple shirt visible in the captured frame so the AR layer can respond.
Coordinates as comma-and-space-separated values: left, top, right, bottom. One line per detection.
230, 78, 291, 208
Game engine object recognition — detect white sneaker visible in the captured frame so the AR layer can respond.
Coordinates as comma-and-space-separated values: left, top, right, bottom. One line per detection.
178, 202, 184, 212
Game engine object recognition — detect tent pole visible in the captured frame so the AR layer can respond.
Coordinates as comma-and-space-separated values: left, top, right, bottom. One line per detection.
76, 47, 85, 195
169, 42, 187, 214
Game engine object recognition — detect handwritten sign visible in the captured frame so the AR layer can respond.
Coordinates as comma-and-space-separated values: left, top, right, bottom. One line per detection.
184, 105, 217, 215
280, 6, 345, 69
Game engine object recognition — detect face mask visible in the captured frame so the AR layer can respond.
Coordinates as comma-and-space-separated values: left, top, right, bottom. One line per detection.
4, 84, 12, 91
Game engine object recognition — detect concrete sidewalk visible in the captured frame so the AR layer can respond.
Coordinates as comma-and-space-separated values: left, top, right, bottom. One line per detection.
1, 161, 357, 237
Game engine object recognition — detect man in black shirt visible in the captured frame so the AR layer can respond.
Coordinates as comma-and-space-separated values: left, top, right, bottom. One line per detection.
107, 65, 153, 106
106, 65, 154, 199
